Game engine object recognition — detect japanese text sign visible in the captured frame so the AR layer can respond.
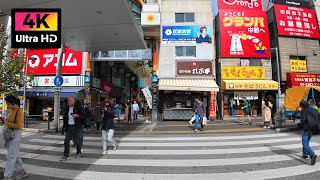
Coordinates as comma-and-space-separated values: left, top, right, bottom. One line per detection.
162, 26, 213, 44
223, 81, 278, 90
289, 60, 307, 72
26, 48, 83, 75
218, 0, 262, 10
274, 4, 320, 39
209, 92, 217, 119
176, 61, 213, 76
219, 10, 271, 58
273, 0, 310, 8
287, 73, 320, 87
222, 66, 265, 79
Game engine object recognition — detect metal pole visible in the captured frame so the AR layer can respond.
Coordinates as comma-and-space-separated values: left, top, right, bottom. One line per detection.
53, 44, 64, 133
23, 55, 28, 128
275, 47, 282, 127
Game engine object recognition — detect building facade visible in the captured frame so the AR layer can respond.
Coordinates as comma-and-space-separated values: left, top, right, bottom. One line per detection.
157, 0, 219, 120
215, 0, 278, 118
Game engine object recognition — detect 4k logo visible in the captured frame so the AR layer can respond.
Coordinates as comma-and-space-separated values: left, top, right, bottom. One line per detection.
11, 8, 61, 48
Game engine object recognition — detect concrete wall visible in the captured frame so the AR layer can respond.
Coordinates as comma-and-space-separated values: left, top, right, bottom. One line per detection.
278, 37, 320, 80
158, 0, 215, 78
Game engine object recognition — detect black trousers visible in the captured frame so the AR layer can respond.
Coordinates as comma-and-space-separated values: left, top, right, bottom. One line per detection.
96, 122, 101, 131
64, 125, 81, 157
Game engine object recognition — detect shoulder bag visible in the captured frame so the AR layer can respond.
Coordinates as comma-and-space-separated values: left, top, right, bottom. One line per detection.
3, 109, 20, 141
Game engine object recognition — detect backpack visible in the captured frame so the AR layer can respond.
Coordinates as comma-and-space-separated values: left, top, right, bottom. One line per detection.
306, 108, 320, 135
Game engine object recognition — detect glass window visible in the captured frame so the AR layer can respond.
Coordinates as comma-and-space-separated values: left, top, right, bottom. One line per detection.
175, 13, 194, 23
176, 46, 184, 56
185, 13, 195, 22
175, 13, 185, 23
175, 46, 196, 57
250, 59, 262, 66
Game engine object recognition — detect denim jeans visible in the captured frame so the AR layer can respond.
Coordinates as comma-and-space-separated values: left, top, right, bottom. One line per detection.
195, 114, 204, 130
231, 108, 236, 117
102, 129, 117, 151
302, 130, 315, 157
133, 111, 138, 120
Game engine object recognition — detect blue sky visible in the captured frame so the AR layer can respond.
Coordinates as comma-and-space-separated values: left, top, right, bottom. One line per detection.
212, 0, 218, 16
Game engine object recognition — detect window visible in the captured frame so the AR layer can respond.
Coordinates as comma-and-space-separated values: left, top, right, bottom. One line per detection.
176, 46, 196, 57
175, 13, 195, 23
240, 59, 262, 66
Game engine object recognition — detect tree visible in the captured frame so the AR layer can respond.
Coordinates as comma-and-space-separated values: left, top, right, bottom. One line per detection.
0, 24, 25, 95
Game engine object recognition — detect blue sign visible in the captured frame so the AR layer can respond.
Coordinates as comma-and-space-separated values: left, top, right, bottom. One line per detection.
53, 76, 64, 87
84, 76, 90, 83
162, 26, 213, 44
152, 75, 159, 83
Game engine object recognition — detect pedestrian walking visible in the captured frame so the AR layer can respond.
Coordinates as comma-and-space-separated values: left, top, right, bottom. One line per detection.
114, 103, 121, 123
125, 100, 133, 125
1, 95, 28, 180
132, 100, 139, 120
60, 97, 84, 161
240, 97, 252, 125
102, 99, 118, 155
194, 98, 206, 132
300, 100, 320, 165
263, 97, 273, 129
94, 102, 103, 133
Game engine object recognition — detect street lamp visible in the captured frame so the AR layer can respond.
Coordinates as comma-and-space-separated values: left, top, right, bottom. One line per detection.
23, 56, 37, 128
269, 47, 282, 128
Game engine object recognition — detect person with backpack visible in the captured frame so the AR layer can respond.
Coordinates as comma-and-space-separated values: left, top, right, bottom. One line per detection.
300, 100, 320, 165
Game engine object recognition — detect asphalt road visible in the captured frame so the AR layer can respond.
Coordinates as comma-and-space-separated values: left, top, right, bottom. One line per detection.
1, 130, 320, 180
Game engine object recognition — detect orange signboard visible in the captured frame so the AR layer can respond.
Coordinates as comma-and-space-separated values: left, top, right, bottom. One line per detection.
222, 66, 265, 79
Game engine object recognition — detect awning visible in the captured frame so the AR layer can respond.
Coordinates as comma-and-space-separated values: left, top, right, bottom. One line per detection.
159, 79, 219, 92
223, 80, 278, 90
17, 88, 83, 98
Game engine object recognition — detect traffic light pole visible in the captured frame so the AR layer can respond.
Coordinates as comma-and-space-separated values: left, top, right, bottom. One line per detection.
53, 44, 64, 133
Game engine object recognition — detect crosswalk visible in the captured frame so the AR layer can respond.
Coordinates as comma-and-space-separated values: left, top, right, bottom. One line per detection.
1, 131, 320, 180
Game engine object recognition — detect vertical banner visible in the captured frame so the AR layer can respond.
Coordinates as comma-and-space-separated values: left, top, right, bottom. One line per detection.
209, 92, 217, 119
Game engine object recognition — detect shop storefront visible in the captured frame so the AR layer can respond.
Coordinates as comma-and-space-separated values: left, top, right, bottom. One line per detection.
221, 67, 278, 117
158, 78, 219, 120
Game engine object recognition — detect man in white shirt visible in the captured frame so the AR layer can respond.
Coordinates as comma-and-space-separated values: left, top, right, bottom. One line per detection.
132, 101, 139, 120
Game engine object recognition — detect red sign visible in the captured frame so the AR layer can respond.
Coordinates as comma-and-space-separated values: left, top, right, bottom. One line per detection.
220, 10, 271, 58
287, 73, 320, 87
26, 48, 83, 75
274, 4, 320, 39
101, 81, 113, 96
218, 0, 262, 10
209, 92, 217, 119
176, 61, 213, 76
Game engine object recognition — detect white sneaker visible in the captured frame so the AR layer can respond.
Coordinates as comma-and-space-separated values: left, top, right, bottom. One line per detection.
267, 126, 272, 129
113, 142, 118, 150
102, 150, 108, 155
189, 121, 192, 125
263, 126, 267, 129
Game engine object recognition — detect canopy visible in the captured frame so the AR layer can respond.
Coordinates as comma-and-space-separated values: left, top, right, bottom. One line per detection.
159, 78, 219, 92
284, 86, 320, 111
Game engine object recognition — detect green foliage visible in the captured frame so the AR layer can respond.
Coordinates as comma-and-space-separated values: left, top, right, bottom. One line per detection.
0, 28, 25, 95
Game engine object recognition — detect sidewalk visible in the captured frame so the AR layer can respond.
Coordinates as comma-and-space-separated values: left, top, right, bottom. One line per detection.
23, 115, 299, 135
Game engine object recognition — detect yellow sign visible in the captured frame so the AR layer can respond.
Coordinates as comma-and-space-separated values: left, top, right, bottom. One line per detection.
223, 80, 278, 90
222, 67, 265, 79
290, 60, 307, 72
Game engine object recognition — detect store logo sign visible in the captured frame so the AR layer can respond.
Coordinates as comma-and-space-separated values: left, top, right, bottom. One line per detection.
11, 8, 61, 48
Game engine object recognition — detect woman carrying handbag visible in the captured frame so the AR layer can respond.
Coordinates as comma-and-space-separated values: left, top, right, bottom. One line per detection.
1, 95, 28, 180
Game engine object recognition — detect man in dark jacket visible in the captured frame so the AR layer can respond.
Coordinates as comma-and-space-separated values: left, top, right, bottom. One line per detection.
102, 100, 118, 155
194, 98, 206, 132
60, 97, 84, 161
300, 100, 320, 165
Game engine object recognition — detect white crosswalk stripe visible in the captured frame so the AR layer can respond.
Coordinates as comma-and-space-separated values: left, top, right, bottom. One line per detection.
1, 131, 320, 180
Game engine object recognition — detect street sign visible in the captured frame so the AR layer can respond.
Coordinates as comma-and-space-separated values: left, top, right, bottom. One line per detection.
152, 75, 159, 83
84, 76, 90, 83
53, 76, 63, 87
